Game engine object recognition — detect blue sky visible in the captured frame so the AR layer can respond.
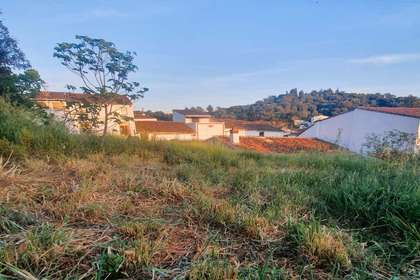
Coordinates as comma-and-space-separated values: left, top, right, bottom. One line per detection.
2, 1, 420, 111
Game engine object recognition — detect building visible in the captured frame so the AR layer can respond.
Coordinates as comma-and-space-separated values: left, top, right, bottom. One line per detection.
310, 115, 329, 123
135, 121, 194, 140
35, 91, 136, 136
299, 107, 420, 153
293, 119, 311, 129
173, 109, 225, 140
219, 119, 286, 137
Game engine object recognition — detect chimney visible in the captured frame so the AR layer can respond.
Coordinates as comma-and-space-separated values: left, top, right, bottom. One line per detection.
230, 128, 240, 144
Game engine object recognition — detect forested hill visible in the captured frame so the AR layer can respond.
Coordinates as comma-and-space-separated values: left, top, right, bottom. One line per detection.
212, 88, 420, 122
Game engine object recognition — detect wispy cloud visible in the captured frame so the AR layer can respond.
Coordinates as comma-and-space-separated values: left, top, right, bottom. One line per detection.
350, 53, 420, 65
89, 8, 128, 18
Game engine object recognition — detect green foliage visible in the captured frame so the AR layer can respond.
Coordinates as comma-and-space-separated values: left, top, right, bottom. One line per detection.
0, 100, 419, 278
0, 15, 43, 109
188, 256, 237, 280
94, 249, 125, 280
143, 109, 172, 121
0, 205, 35, 234
0, 15, 30, 74
363, 129, 418, 162
25, 224, 67, 252
213, 88, 420, 124
54, 35, 148, 135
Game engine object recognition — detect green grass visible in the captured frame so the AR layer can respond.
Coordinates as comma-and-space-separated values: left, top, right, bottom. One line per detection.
0, 98, 419, 279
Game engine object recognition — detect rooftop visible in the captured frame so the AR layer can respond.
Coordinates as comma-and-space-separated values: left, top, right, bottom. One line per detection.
173, 109, 212, 117
135, 121, 194, 134
35, 91, 132, 105
358, 107, 420, 119
236, 137, 334, 153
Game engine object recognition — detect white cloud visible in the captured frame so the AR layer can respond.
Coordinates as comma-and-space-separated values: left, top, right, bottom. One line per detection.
350, 53, 420, 65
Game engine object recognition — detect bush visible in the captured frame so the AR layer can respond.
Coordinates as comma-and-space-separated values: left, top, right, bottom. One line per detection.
363, 129, 418, 162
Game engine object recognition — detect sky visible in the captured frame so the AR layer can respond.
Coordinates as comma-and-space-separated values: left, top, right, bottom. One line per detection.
2, 0, 420, 111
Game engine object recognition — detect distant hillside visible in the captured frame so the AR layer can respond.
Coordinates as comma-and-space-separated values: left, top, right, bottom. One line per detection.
212, 89, 420, 123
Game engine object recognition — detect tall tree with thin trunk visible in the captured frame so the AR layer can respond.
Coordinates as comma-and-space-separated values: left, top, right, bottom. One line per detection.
54, 35, 148, 135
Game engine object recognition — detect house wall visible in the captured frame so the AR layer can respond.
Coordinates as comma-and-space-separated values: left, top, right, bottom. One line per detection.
189, 122, 225, 140
242, 130, 285, 137
223, 129, 285, 137
173, 112, 211, 124
96, 104, 136, 136
417, 124, 420, 153
37, 100, 136, 136
189, 117, 211, 123
300, 109, 420, 153
173, 112, 185, 123
148, 133, 194, 141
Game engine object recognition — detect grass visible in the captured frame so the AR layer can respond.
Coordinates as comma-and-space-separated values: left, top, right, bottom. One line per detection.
0, 98, 419, 279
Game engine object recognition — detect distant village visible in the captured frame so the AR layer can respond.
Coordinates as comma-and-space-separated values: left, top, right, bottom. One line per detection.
35, 91, 420, 154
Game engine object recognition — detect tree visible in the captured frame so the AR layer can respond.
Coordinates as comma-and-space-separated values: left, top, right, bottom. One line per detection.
0, 14, 43, 108
206, 105, 214, 113
0, 16, 30, 75
0, 69, 44, 107
54, 35, 148, 135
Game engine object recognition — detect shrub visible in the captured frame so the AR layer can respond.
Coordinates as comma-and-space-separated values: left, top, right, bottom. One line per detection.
363, 129, 418, 161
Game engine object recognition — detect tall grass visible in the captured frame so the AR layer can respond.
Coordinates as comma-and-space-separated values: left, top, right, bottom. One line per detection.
0, 98, 419, 278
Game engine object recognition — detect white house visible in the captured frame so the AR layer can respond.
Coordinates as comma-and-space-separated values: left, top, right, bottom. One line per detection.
299, 107, 420, 153
135, 121, 194, 140
219, 119, 286, 137
35, 91, 136, 136
311, 115, 329, 123
173, 109, 225, 140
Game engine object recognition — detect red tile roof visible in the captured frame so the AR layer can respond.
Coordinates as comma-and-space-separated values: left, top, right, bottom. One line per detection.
358, 107, 420, 119
237, 137, 334, 153
35, 91, 132, 105
216, 118, 281, 132
135, 121, 194, 134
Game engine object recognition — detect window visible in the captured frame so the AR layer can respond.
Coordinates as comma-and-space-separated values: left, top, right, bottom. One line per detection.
259, 131, 265, 137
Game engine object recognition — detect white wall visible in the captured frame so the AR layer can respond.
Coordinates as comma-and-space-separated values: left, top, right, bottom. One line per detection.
44, 103, 136, 136
300, 109, 420, 153
173, 112, 186, 123
190, 122, 225, 140
243, 130, 285, 137
150, 133, 193, 141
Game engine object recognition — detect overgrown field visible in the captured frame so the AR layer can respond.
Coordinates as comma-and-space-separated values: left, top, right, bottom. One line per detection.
0, 100, 419, 279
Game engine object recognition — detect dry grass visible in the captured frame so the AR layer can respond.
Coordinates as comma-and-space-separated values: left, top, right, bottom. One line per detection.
0, 144, 418, 279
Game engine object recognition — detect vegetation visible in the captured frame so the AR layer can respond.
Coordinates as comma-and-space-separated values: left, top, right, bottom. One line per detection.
0, 12, 418, 279
363, 129, 419, 163
0, 99, 419, 279
54, 35, 148, 135
0, 14, 44, 108
143, 110, 173, 121
212, 88, 420, 124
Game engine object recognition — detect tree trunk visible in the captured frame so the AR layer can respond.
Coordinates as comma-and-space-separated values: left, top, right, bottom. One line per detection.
103, 104, 108, 136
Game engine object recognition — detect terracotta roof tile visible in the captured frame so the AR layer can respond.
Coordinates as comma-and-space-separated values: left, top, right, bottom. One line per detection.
237, 137, 334, 153
135, 121, 194, 134
35, 91, 132, 105
358, 107, 420, 118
